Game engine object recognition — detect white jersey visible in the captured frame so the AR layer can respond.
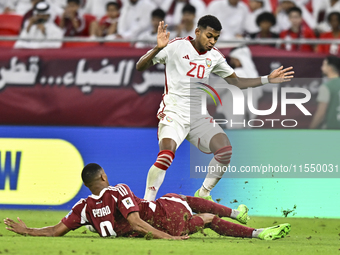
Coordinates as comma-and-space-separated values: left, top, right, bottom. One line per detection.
151, 36, 234, 120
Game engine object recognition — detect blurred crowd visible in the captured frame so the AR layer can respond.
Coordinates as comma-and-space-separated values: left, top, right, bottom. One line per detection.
1, 0, 340, 53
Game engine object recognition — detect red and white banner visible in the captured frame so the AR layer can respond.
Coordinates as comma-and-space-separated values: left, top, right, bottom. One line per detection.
0, 46, 325, 127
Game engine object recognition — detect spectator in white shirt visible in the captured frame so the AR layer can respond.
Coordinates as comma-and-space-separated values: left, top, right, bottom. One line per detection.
14, 1, 63, 48
83, 0, 116, 19
135, 8, 166, 48
6, 0, 32, 15
175, 3, 196, 38
245, 0, 267, 34
315, 0, 340, 33
153, 0, 205, 28
117, 0, 156, 39
0, 0, 12, 13
207, 0, 248, 39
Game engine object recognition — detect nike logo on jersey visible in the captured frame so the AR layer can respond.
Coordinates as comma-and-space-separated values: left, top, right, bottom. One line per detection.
182, 55, 190, 60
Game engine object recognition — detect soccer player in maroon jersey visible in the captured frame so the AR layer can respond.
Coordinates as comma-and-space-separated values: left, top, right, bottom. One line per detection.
136, 15, 294, 202
4, 163, 290, 240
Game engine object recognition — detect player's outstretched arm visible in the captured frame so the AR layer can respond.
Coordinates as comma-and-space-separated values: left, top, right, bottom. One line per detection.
225, 66, 294, 89
126, 212, 189, 240
136, 21, 170, 71
4, 217, 70, 237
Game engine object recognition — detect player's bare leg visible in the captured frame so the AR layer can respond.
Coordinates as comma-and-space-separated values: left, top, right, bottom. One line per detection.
197, 133, 231, 198
144, 138, 177, 201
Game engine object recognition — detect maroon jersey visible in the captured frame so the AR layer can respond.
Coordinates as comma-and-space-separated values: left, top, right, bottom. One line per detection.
62, 184, 197, 237
62, 13, 86, 36
99, 15, 118, 37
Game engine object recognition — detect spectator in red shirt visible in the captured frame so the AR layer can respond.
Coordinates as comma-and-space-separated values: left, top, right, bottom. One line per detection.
96, 2, 120, 38
59, 0, 86, 36
279, 6, 316, 52
318, 12, 340, 55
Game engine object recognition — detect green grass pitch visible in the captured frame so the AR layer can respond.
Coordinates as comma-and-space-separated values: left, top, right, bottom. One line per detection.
0, 210, 339, 255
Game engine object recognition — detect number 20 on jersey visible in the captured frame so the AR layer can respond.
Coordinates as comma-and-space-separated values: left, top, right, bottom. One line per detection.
186, 62, 205, 79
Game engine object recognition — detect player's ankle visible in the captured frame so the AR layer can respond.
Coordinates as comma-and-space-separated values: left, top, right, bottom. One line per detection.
251, 228, 264, 238
230, 209, 239, 219
199, 186, 210, 197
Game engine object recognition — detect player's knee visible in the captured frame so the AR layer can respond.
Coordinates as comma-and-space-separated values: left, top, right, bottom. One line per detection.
197, 213, 215, 225
179, 194, 187, 201
214, 146, 232, 165
153, 150, 175, 171
159, 138, 177, 153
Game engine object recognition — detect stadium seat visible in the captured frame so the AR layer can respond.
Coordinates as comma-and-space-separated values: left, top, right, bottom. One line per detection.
62, 41, 100, 48
0, 40, 16, 48
0, 14, 23, 35
102, 42, 131, 48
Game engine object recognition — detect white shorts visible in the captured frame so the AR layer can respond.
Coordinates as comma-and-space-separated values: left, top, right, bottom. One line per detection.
157, 111, 225, 153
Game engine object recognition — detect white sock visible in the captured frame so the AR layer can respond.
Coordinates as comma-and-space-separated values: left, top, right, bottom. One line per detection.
230, 209, 240, 219
200, 157, 228, 197
143, 165, 166, 201
252, 228, 264, 238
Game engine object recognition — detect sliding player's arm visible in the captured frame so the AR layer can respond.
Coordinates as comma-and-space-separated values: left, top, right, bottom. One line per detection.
224, 66, 295, 89
4, 217, 70, 237
136, 21, 170, 71
127, 212, 189, 240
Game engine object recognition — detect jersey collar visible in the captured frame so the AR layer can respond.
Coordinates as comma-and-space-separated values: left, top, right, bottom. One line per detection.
89, 187, 109, 200
186, 36, 207, 55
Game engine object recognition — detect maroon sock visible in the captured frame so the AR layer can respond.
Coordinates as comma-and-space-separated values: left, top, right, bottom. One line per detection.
186, 196, 232, 217
210, 216, 254, 238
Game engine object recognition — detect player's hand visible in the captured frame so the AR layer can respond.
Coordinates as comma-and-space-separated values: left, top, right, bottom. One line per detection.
171, 234, 190, 240
156, 21, 170, 50
268, 66, 294, 83
37, 24, 46, 35
4, 217, 28, 235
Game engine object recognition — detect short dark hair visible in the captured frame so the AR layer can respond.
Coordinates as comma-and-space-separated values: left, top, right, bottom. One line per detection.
182, 4, 196, 14
326, 55, 340, 73
197, 15, 222, 31
67, 0, 80, 5
152, 8, 166, 19
256, 12, 276, 26
287, 6, 302, 16
81, 163, 103, 184
327, 11, 340, 23
106, 1, 120, 10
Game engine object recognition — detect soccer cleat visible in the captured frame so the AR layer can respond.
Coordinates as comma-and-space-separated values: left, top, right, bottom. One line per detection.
236, 204, 250, 224
194, 189, 214, 202
258, 223, 291, 240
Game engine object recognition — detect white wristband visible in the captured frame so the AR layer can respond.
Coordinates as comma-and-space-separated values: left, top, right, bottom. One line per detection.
261, 76, 269, 84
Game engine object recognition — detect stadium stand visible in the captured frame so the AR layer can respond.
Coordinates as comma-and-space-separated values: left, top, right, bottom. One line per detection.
0, 13, 22, 35
0, 0, 339, 53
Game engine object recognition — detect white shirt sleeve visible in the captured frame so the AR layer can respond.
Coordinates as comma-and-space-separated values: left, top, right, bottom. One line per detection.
151, 44, 171, 65
317, 84, 330, 103
212, 57, 234, 78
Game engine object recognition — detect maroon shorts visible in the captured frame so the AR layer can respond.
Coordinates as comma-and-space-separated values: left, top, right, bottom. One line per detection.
154, 193, 204, 236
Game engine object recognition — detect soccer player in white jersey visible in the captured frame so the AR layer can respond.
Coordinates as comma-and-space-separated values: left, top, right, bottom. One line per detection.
136, 15, 294, 202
